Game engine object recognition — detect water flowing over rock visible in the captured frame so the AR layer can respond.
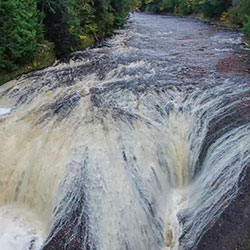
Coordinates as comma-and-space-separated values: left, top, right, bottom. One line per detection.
0, 13, 249, 250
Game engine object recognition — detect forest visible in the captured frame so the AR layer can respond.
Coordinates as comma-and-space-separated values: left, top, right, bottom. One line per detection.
0, 0, 138, 81
0, 0, 249, 83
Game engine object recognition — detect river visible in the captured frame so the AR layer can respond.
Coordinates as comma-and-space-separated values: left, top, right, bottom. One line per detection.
0, 13, 249, 250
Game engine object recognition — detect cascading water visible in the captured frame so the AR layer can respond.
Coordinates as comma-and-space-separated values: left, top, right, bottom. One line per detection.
0, 13, 249, 250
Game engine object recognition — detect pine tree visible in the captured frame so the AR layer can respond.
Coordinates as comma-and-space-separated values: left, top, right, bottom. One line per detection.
111, 0, 138, 27
39, 0, 83, 56
0, 0, 41, 71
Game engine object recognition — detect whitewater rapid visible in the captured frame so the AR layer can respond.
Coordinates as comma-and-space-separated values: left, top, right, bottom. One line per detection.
0, 13, 249, 250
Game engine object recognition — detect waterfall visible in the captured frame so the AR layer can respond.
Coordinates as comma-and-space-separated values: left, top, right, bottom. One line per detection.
0, 13, 249, 250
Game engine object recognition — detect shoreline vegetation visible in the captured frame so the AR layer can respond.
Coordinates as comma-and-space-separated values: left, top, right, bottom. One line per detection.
140, 0, 250, 39
0, 0, 139, 85
0, 0, 249, 85
148, 11, 250, 44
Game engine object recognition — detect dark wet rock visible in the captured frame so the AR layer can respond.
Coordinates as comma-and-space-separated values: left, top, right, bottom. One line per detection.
196, 163, 250, 250
216, 53, 250, 76
36, 92, 82, 124
42, 160, 97, 250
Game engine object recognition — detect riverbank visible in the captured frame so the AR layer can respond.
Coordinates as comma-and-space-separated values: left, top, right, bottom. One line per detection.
0, 0, 137, 86
183, 13, 250, 45
0, 37, 96, 86
0, 40, 55, 86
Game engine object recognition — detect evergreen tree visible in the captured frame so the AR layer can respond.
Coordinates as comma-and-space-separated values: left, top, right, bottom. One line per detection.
0, 0, 137, 74
39, 0, 83, 56
93, 0, 115, 37
111, 0, 138, 27
201, 0, 228, 18
0, 0, 41, 71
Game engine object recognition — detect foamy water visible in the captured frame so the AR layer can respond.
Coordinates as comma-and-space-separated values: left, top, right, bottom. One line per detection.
0, 108, 11, 118
0, 13, 249, 250
0, 205, 45, 250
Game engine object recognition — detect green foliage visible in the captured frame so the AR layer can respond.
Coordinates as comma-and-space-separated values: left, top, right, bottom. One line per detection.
178, 0, 193, 15
0, 0, 137, 80
140, 0, 148, 11
229, 0, 250, 25
93, 0, 115, 37
39, 0, 83, 56
111, 0, 138, 27
200, 0, 228, 18
39, 0, 137, 54
242, 16, 250, 37
160, 0, 176, 13
142, 0, 176, 13
0, 0, 42, 71
141, 0, 229, 16
0, 40, 55, 85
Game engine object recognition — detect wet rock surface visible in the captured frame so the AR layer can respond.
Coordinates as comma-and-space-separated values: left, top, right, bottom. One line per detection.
196, 163, 250, 250
216, 52, 250, 76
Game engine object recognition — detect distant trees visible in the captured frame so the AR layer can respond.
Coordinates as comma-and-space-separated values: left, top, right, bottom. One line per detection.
140, 0, 250, 37
0, 0, 137, 72
140, 0, 230, 17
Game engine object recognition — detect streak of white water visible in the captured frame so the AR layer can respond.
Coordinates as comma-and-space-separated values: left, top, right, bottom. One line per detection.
0, 107, 11, 118
180, 125, 250, 249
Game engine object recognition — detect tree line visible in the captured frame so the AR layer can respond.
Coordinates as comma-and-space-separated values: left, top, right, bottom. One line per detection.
0, 0, 138, 72
140, 0, 250, 37
0, 0, 249, 77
